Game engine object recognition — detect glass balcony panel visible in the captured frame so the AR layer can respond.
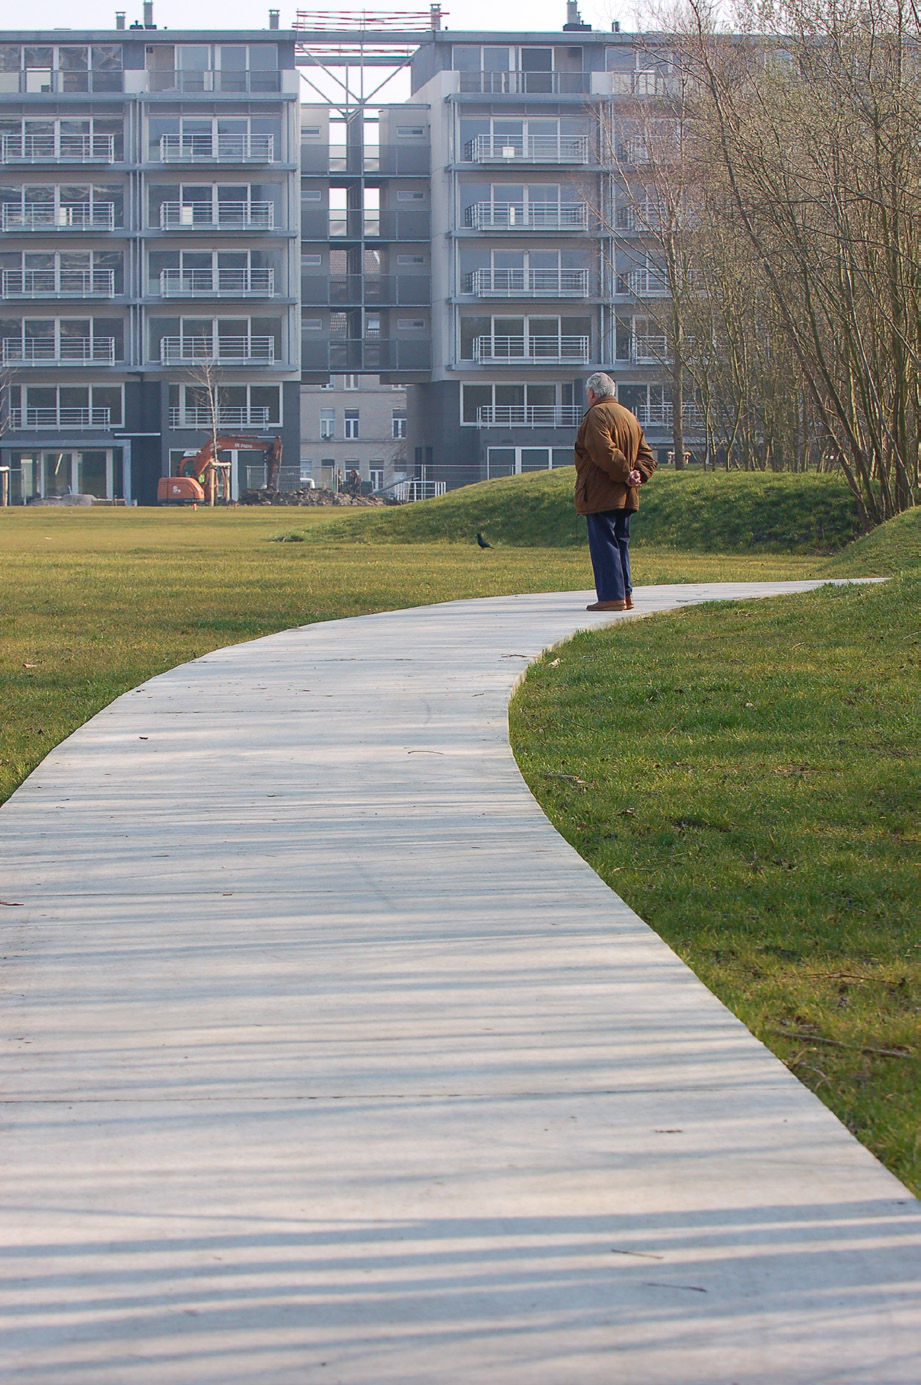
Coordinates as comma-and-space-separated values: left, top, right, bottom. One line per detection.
1, 203, 115, 231
2, 336, 116, 364
159, 335, 275, 364
9, 405, 111, 429
465, 134, 588, 164
473, 334, 589, 364
159, 201, 274, 231
168, 406, 271, 429
476, 404, 582, 427
466, 201, 586, 231
158, 133, 275, 163
159, 267, 275, 297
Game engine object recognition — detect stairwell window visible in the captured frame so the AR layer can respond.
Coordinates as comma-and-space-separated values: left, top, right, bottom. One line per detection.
344, 410, 360, 439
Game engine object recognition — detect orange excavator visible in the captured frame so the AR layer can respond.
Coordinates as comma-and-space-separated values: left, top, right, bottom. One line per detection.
157, 434, 283, 504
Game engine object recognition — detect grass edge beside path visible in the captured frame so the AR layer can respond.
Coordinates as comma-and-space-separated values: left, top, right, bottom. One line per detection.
510, 574, 921, 1197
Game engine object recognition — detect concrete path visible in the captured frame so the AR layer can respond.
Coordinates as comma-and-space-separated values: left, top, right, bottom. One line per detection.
1, 581, 919, 1385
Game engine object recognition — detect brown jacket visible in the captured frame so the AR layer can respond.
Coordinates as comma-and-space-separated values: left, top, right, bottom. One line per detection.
574, 397, 657, 514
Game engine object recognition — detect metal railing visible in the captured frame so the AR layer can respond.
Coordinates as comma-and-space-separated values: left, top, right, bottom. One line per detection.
458, 71, 591, 95
636, 403, 705, 429
159, 335, 275, 364
159, 268, 275, 297
466, 267, 588, 297
158, 133, 275, 163
621, 270, 670, 297
2, 268, 115, 298
473, 334, 590, 364
169, 406, 271, 429
375, 478, 446, 502
465, 134, 588, 164
632, 335, 671, 363
1, 203, 116, 231
159, 201, 275, 231
2, 337, 116, 365
476, 404, 582, 427
147, 70, 281, 94
466, 201, 587, 231
0, 133, 116, 163
8, 406, 112, 430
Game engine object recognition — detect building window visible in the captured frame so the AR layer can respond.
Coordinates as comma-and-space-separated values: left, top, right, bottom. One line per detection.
344, 409, 360, 439
369, 466, 384, 490
320, 409, 335, 439
397, 319, 425, 330
343, 374, 359, 390
397, 127, 425, 137
396, 191, 425, 202
392, 411, 407, 439
397, 254, 425, 265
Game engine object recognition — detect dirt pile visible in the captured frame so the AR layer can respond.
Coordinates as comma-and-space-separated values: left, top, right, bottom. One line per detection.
240, 487, 388, 507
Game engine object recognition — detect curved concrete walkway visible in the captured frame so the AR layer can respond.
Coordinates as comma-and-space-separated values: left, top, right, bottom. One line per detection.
1, 581, 919, 1384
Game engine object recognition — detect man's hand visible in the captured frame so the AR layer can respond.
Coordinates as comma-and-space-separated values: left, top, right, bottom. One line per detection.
627, 468, 642, 486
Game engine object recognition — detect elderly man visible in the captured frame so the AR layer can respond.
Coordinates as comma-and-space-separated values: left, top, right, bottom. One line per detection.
574, 371, 657, 612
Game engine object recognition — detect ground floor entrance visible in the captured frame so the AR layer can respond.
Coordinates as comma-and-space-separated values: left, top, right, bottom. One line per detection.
4, 448, 122, 504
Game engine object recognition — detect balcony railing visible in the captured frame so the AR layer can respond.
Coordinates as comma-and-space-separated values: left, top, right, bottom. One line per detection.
472, 334, 590, 364
458, 71, 591, 95
476, 404, 583, 427
1, 203, 116, 232
159, 335, 275, 364
169, 406, 271, 429
9, 406, 112, 430
0, 133, 117, 163
2, 268, 116, 298
159, 268, 275, 297
466, 201, 587, 231
158, 133, 275, 163
621, 270, 670, 297
147, 70, 281, 94
3, 71, 123, 95
159, 201, 275, 231
466, 268, 588, 298
465, 134, 588, 164
636, 403, 705, 429
2, 336, 116, 365
632, 335, 671, 363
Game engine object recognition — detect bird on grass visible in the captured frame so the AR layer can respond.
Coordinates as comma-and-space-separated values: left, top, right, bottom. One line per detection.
476, 531, 493, 549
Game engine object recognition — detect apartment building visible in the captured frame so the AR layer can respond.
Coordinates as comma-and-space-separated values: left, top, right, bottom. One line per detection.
0, 15, 301, 504
0, 11, 690, 501
300, 374, 407, 493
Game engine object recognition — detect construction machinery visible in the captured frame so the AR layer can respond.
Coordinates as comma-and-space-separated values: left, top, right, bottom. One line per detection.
157, 434, 283, 504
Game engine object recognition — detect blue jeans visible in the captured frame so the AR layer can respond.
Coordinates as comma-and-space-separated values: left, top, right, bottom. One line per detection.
586, 510, 632, 602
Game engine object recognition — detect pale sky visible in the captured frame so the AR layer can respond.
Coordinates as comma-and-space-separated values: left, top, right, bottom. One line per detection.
6, 0, 639, 37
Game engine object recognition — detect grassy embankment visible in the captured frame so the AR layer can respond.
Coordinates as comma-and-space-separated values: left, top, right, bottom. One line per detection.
510, 506, 921, 1195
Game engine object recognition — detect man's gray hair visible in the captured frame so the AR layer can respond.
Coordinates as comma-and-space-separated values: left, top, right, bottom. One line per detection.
586, 372, 617, 399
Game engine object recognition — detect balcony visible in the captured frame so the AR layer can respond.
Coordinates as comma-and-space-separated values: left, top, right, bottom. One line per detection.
159, 336, 275, 365
466, 202, 587, 232
636, 403, 705, 429
477, 405, 583, 427
2, 71, 123, 95
9, 406, 112, 430
147, 70, 282, 94
472, 335, 590, 364
159, 268, 275, 298
620, 270, 670, 297
466, 268, 588, 298
2, 268, 116, 298
1, 203, 116, 232
159, 201, 275, 231
169, 406, 271, 429
0, 133, 116, 164
2, 337, 117, 365
158, 133, 275, 164
632, 335, 671, 364
458, 71, 591, 95
465, 134, 588, 164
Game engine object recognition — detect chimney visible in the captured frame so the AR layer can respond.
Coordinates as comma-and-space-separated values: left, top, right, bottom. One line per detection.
268, 9, 279, 27
612, 20, 621, 31
115, 11, 125, 27
563, 1, 592, 31
430, 4, 442, 30
143, 1, 155, 29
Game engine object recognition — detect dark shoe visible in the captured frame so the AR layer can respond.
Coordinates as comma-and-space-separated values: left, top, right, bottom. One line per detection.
586, 600, 627, 611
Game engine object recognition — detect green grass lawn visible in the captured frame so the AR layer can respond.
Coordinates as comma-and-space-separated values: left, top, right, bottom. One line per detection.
1, 491, 917, 1194
510, 573, 921, 1195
